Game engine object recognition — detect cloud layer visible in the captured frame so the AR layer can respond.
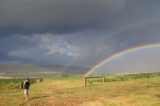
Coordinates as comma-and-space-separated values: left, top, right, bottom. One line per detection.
0, 0, 127, 34
1, 0, 160, 68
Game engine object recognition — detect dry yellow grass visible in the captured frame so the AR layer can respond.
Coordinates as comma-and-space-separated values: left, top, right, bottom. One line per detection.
0, 77, 160, 106
0, 76, 11, 79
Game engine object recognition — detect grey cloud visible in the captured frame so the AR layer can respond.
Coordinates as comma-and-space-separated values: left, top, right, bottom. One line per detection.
1, 32, 160, 66
0, 32, 114, 66
1, 0, 160, 67
0, 0, 160, 35
0, 0, 126, 34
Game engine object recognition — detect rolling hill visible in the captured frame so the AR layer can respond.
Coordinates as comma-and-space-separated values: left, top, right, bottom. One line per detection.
0, 64, 88, 76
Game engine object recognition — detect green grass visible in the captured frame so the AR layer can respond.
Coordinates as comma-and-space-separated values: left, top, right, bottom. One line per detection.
104, 72, 160, 82
0, 79, 23, 84
43, 74, 83, 80
0, 77, 42, 93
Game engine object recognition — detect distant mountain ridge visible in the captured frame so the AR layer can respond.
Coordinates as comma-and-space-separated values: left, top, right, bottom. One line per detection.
0, 64, 88, 75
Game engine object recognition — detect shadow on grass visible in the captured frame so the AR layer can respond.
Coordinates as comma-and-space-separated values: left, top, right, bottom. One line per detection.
31, 95, 49, 100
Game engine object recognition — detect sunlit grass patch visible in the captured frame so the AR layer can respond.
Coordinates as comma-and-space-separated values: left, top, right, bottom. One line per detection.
0, 73, 160, 106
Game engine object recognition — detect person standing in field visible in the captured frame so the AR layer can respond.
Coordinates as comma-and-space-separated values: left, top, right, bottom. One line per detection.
23, 79, 30, 100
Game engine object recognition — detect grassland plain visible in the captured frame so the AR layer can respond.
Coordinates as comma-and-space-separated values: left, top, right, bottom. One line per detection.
0, 76, 11, 79
0, 75, 160, 106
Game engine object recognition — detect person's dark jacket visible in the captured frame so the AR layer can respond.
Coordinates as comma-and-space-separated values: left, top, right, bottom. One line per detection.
23, 81, 30, 89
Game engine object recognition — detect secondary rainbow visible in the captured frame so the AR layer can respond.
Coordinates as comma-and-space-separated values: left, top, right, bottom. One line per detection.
85, 43, 160, 76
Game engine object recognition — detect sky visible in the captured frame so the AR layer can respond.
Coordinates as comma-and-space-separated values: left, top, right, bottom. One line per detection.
86, 46, 160, 75
1, 0, 160, 68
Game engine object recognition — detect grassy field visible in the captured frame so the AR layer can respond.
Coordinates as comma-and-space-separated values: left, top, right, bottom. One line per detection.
0, 74, 160, 106
0, 76, 11, 79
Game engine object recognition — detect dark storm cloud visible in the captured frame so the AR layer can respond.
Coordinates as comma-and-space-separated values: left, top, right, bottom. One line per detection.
1, 0, 160, 35
0, 0, 125, 35
1, 0, 160, 67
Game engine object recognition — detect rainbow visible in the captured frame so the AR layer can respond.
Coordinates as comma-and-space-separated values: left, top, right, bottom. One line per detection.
85, 43, 160, 76
84, 18, 160, 76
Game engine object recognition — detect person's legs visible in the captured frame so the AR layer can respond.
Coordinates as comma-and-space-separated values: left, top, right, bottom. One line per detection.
24, 89, 29, 100
26, 89, 29, 100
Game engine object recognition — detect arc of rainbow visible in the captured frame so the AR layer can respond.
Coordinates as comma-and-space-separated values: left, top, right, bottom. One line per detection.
84, 43, 160, 76
84, 17, 160, 76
